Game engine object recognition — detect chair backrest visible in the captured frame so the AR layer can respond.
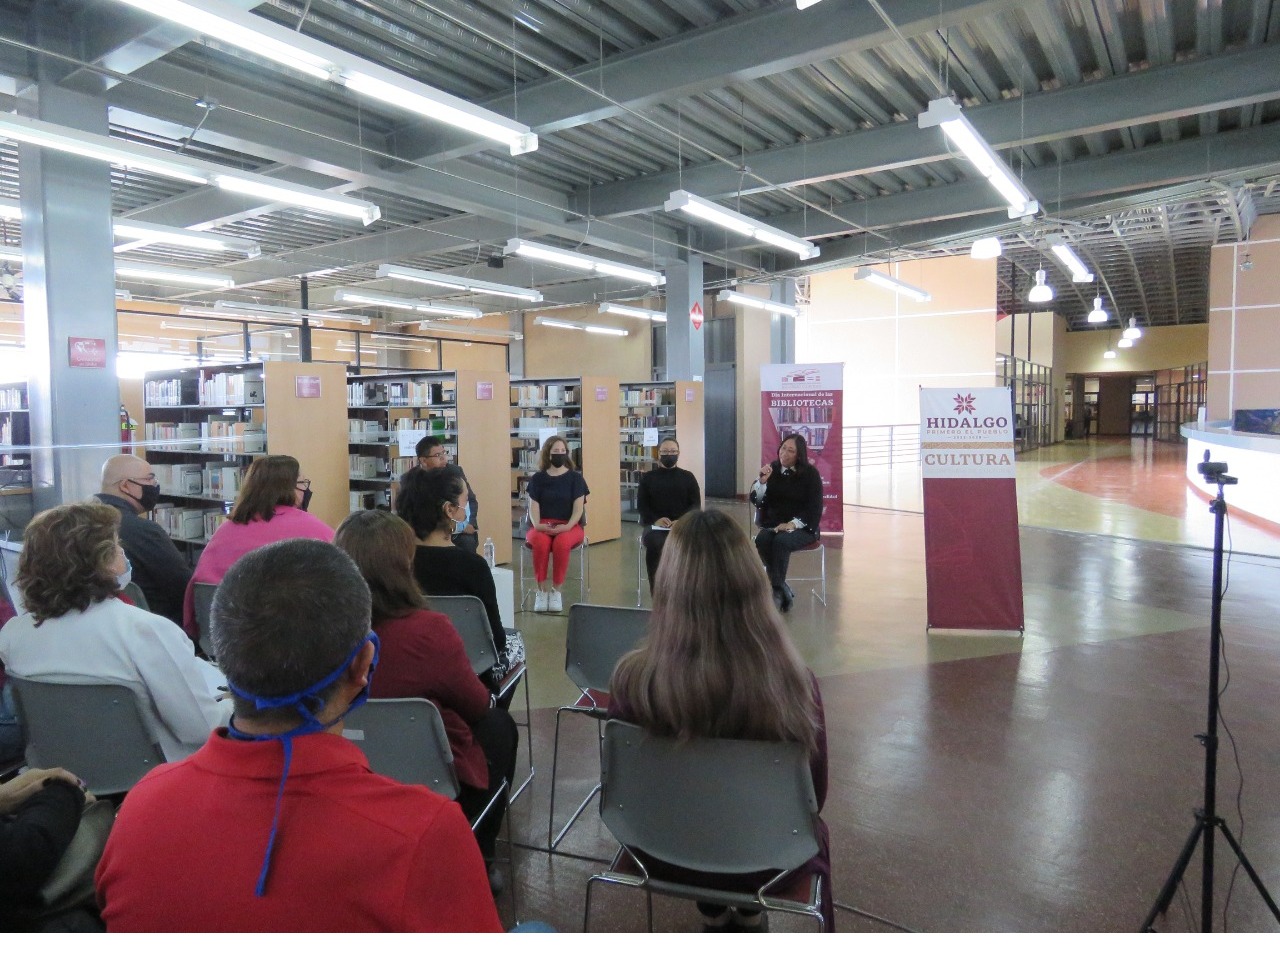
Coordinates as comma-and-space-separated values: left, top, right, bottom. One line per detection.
564, 604, 650, 692
427, 594, 498, 675
9, 678, 166, 796
600, 720, 820, 875
120, 581, 150, 612
192, 581, 218, 660
343, 698, 460, 800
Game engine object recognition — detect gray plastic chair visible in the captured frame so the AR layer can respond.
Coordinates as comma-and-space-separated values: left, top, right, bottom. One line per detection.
345, 697, 516, 915
584, 720, 826, 932
8, 678, 166, 796
427, 594, 533, 802
548, 603, 650, 849
192, 581, 219, 660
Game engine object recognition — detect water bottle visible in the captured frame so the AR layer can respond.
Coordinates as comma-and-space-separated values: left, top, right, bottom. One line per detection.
483, 537, 496, 568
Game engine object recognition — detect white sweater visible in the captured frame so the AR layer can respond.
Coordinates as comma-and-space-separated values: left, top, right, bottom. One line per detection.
0, 597, 231, 761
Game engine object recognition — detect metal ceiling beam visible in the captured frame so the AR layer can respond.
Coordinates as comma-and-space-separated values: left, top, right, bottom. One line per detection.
574, 43, 1280, 219
390, 0, 1027, 163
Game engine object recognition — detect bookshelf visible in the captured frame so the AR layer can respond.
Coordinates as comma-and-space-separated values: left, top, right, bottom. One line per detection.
509, 376, 621, 544
0, 381, 33, 535
347, 369, 512, 565
618, 382, 677, 520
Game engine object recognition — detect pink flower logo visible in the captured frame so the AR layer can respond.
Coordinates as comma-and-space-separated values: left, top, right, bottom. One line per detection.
953, 393, 976, 414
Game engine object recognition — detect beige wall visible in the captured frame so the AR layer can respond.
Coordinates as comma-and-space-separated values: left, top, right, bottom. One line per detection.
1207, 214, 1280, 420
734, 284, 774, 490
1060, 324, 1208, 376
522, 305, 652, 380
798, 255, 999, 432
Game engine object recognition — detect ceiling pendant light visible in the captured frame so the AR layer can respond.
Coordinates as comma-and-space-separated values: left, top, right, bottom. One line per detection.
1087, 296, 1108, 324
1103, 347, 1117, 359
1118, 337, 1134, 349
969, 237, 1002, 260
1027, 269, 1054, 303
1123, 317, 1143, 340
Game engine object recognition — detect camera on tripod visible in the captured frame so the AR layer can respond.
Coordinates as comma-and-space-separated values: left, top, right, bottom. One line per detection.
1197, 451, 1236, 486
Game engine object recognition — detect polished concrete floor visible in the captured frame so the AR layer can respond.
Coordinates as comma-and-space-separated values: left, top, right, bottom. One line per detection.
494, 436, 1280, 933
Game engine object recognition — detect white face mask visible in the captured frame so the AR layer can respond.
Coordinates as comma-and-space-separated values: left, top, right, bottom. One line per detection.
117, 556, 133, 590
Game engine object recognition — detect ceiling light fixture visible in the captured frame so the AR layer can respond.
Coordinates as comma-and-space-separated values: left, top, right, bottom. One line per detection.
1027, 269, 1054, 303
415, 320, 523, 341
796, 0, 826, 8
534, 316, 628, 336
664, 190, 819, 260
715, 289, 801, 317
112, 220, 262, 257
853, 267, 932, 302
115, 262, 234, 288
1103, 347, 1117, 360
333, 288, 483, 319
503, 238, 665, 286
375, 264, 542, 302
1123, 317, 1143, 340
599, 302, 666, 322
1045, 235, 1094, 282
1118, 337, 1134, 349
969, 237, 1002, 260
110, 0, 537, 155
212, 175, 379, 226
210, 301, 369, 325
919, 98, 1039, 218
178, 306, 323, 327
1087, 296, 1109, 324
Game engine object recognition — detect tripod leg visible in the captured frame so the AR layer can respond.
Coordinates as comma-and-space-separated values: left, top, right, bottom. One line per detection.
1215, 821, 1280, 923
1141, 816, 1206, 931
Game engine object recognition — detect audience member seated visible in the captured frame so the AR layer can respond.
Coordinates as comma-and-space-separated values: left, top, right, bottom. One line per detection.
0, 503, 229, 762
335, 510, 517, 890
95, 454, 193, 625
94, 539, 502, 932
185, 455, 333, 638
414, 436, 480, 554
608, 508, 833, 932
524, 434, 589, 614
750, 433, 824, 612
396, 467, 509, 683
636, 437, 702, 593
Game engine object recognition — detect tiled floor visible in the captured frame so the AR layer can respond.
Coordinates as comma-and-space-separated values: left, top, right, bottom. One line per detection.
496, 436, 1280, 933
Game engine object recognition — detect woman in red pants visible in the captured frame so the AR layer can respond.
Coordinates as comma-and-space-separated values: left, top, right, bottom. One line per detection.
524, 435, 588, 613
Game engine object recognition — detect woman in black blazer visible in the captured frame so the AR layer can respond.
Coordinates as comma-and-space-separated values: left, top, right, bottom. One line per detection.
750, 433, 823, 611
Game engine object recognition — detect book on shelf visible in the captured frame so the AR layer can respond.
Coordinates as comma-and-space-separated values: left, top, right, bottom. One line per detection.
511, 383, 577, 406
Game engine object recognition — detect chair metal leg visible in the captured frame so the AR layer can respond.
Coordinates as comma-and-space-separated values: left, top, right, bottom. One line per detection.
580, 538, 590, 600
636, 539, 644, 607
813, 544, 827, 606
547, 707, 603, 850
507, 669, 535, 804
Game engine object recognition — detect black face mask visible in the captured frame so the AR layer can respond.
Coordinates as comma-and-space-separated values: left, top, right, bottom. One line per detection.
659, 454, 679, 468
549, 453, 568, 468
299, 488, 313, 512
130, 481, 161, 513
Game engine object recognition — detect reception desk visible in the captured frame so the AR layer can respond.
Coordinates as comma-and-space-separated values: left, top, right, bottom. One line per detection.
1181, 422, 1280, 526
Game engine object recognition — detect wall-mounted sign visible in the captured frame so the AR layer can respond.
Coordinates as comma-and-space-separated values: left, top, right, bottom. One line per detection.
685, 387, 695, 402
594, 386, 608, 401
476, 381, 494, 401
295, 375, 322, 398
690, 302, 704, 331
68, 337, 107, 369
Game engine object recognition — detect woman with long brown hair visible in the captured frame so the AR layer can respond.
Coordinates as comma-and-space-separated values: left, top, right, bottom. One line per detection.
608, 507, 832, 931
184, 455, 333, 638
335, 510, 516, 888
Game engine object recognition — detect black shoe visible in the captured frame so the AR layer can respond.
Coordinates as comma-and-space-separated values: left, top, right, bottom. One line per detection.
780, 591, 793, 612
771, 586, 786, 611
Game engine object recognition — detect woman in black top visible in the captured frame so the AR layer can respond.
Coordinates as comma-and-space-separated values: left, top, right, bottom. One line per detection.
750, 433, 823, 612
524, 435, 589, 614
636, 437, 702, 592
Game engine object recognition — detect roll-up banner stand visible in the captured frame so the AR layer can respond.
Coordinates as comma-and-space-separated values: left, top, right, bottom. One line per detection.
761, 364, 844, 534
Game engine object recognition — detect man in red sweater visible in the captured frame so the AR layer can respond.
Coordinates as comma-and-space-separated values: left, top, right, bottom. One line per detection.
94, 539, 501, 933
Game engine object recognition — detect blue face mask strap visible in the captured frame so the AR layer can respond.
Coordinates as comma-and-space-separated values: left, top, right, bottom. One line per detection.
225, 632, 379, 897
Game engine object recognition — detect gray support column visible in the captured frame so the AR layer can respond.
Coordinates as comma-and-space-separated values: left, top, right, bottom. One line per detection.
664, 254, 705, 381
770, 278, 796, 363
20, 79, 120, 512
508, 311, 525, 378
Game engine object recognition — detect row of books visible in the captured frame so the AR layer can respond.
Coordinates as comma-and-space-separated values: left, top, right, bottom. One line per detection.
145, 420, 266, 454
153, 503, 228, 542
619, 414, 675, 429
619, 388, 673, 406
349, 455, 388, 479
511, 383, 577, 406
394, 416, 455, 434
199, 372, 264, 407
347, 420, 390, 441
0, 388, 24, 411
619, 443, 659, 462
349, 490, 391, 512
348, 380, 455, 407
153, 463, 245, 501
775, 404, 834, 424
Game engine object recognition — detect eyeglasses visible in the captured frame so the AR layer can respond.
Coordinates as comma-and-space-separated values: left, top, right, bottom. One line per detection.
127, 474, 157, 484
296, 479, 312, 490
422, 450, 448, 461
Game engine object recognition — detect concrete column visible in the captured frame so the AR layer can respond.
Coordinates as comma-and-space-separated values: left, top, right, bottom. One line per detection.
508, 311, 525, 378
664, 254, 704, 381
770, 278, 796, 363
20, 74, 120, 511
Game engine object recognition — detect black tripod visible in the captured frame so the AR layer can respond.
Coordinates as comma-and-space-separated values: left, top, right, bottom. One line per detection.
1141, 455, 1280, 931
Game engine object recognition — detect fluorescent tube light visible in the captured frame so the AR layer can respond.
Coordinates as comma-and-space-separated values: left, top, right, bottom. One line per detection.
110, 0, 537, 155
113, 220, 262, 257
599, 302, 666, 322
415, 321, 523, 341
854, 267, 932, 303
796, 0, 826, 7
1087, 296, 1109, 324
533, 316, 627, 336
333, 288, 483, 319
115, 288, 132, 301
1027, 269, 1054, 303
715, 290, 801, 317
919, 98, 1039, 218
0, 113, 209, 185
535, 318, 580, 330
115, 262, 234, 288
375, 264, 542, 302
585, 325, 628, 337
211, 300, 369, 325
665, 190, 819, 260
1046, 236, 1094, 282
213, 175, 380, 225
970, 237, 1001, 260
504, 238, 665, 286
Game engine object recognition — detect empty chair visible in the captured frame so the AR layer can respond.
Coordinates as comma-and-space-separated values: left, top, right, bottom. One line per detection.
9, 678, 166, 796
548, 603, 650, 849
427, 594, 534, 801
191, 582, 218, 660
584, 721, 826, 932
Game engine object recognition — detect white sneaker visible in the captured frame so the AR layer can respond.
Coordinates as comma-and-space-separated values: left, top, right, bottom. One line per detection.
533, 590, 548, 613
548, 589, 563, 613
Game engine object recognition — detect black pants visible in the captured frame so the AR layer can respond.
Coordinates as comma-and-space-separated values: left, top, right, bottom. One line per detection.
641, 527, 670, 591
457, 706, 518, 860
754, 527, 818, 590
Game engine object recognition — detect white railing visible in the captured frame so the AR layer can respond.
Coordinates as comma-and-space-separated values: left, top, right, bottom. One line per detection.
841, 424, 920, 471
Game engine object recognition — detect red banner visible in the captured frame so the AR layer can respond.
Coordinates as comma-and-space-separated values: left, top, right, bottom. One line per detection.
760, 364, 843, 534
920, 388, 1023, 631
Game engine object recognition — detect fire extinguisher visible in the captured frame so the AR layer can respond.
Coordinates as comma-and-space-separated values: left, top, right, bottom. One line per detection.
120, 404, 137, 450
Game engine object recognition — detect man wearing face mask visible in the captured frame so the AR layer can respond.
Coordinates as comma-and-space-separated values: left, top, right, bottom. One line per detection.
636, 438, 702, 593
95, 454, 193, 625
413, 437, 478, 553
95, 539, 502, 932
